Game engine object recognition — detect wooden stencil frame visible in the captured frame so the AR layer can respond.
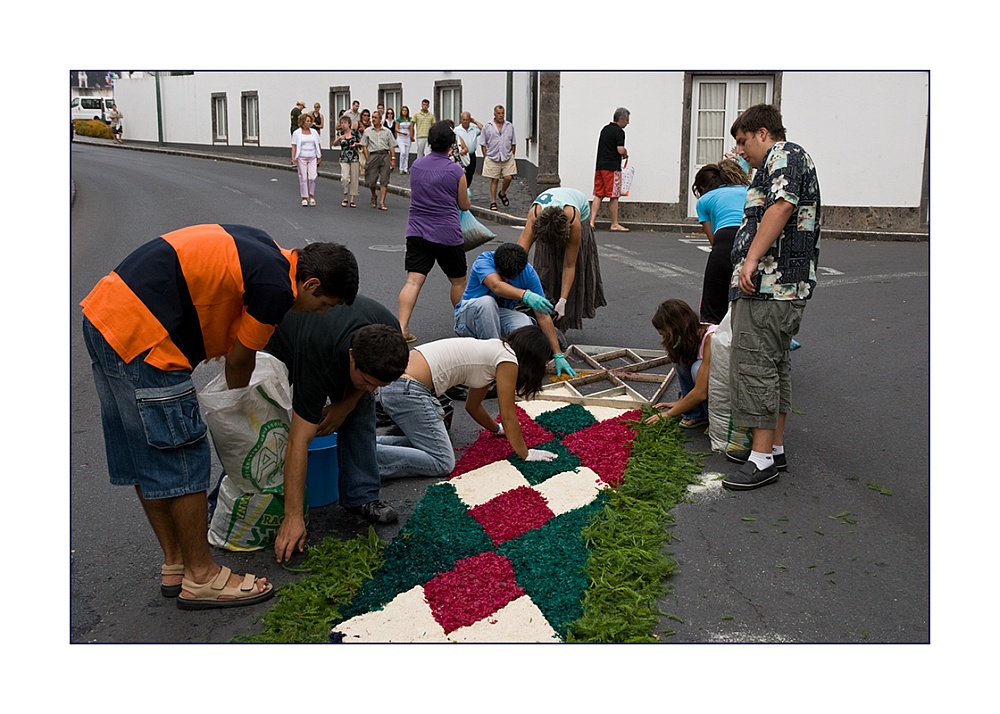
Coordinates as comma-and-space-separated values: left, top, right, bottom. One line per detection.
531, 344, 676, 409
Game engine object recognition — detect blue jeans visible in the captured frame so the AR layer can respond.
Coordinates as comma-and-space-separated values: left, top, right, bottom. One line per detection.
336, 391, 382, 507
82, 318, 211, 499
454, 295, 534, 339
676, 359, 708, 423
376, 379, 455, 479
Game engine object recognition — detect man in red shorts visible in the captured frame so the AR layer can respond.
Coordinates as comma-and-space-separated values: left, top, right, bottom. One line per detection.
590, 107, 630, 232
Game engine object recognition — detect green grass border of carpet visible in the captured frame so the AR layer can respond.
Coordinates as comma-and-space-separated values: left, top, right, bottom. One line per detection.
237, 406, 703, 644
566, 409, 703, 642
234, 527, 385, 643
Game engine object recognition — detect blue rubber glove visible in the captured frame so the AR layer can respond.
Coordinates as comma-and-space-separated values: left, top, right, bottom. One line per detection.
521, 290, 553, 314
553, 353, 578, 378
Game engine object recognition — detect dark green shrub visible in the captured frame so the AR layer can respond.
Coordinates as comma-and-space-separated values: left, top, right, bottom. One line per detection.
73, 119, 114, 140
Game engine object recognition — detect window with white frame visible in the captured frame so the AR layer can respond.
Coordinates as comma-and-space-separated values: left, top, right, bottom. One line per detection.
330, 86, 350, 123
436, 81, 461, 126
688, 75, 773, 214
211, 93, 228, 144
241, 91, 259, 145
380, 85, 401, 117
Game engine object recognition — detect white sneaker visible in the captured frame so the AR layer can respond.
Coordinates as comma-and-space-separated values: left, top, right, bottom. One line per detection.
301, 199, 308, 206
309, 198, 316, 206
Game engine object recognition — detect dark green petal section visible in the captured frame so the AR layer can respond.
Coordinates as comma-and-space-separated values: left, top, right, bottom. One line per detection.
338, 483, 494, 620
497, 493, 609, 638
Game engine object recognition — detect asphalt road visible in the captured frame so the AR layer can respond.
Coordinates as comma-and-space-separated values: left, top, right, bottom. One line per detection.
69, 141, 930, 645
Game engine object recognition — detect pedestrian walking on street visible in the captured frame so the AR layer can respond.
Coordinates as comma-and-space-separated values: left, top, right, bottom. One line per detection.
361, 110, 397, 210
109, 103, 124, 144
290, 100, 306, 135
396, 105, 414, 174
291, 113, 322, 206
310, 102, 325, 134
413, 99, 435, 158
337, 115, 362, 208
454, 111, 483, 188
480, 105, 517, 211
590, 107, 630, 231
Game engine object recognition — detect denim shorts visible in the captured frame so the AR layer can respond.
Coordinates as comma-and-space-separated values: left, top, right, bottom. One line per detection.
82, 318, 211, 499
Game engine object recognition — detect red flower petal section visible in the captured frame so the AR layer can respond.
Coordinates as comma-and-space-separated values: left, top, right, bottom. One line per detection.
450, 405, 554, 478
469, 486, 555, 547
422, 552, 525, 634
561, 411, 640, 486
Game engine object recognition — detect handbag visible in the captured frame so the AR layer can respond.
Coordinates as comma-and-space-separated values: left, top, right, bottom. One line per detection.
620, 158, 635, 196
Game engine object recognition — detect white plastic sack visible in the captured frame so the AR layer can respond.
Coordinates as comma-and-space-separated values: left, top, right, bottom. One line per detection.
620, 159, 635, 196
199, 351, 292, 494
199, 352, 298, 550
707, 311, 752, 454
209, 476, 286, 551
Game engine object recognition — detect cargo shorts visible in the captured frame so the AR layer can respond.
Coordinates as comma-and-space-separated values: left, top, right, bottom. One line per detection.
728, 297, 806, 431
83, 318, 211, 499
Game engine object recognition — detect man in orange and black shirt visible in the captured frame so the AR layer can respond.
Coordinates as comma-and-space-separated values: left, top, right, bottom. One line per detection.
81, 223, 359, 611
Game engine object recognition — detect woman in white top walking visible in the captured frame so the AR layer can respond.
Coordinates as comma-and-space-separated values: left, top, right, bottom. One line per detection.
395, 106, 413, 174
291, 113, 323, 206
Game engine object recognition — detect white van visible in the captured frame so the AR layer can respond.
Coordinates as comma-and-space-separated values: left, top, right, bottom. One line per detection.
71, 96, 115, 123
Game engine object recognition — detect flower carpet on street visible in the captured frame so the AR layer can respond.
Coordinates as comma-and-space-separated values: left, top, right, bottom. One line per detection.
326, 399, 702, 643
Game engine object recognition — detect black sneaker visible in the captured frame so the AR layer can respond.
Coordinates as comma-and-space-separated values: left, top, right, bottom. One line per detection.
722, 460, 780, 491
345, 500, 398, 524
445, 385, 469, 401
724, 448, 787, 471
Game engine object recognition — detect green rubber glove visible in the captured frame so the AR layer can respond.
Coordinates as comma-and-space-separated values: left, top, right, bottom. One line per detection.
553, 353, 578, 378
521, 290, 553, 314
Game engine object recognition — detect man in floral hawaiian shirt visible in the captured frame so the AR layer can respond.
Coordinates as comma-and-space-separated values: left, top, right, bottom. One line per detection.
722, 104, 821, 492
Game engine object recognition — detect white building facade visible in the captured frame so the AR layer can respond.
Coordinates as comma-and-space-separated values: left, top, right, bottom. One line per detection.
109, 70, 929, 237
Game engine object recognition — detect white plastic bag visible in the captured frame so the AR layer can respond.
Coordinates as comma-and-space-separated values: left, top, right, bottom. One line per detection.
199, 352, 298, 550
707, 311, 752, 454
209, 476, 287, 551
620, 159, 635, 196
199, 352, 292, 493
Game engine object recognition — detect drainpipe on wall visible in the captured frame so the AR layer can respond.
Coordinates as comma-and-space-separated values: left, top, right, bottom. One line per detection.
505, 72, 513, 121
155, 71, 164, 146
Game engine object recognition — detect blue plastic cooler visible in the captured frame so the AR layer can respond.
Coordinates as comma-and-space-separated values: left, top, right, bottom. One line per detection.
305, 432, 339, 508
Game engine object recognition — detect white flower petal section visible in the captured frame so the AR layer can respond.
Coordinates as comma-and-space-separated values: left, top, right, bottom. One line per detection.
534, 467, 606, 516
517, 399, 572, 419
451, 461, 530, 508
447, 595, 561, 643
583, 405, 631, 422
332, 586, 448, 643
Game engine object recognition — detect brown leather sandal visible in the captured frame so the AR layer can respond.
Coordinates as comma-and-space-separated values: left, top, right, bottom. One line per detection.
176, 566, 274, 610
